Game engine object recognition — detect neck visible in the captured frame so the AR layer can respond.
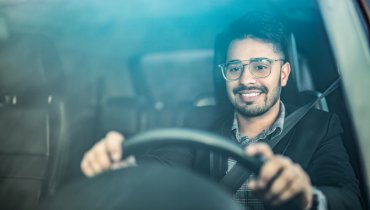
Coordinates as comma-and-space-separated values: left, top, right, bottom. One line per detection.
236, 100, 281, 139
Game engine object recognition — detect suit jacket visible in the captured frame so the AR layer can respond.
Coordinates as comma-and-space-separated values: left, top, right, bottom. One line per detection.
141, 104, 363, 210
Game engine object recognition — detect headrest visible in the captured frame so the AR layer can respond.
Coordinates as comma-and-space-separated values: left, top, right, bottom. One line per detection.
130, 50, 214, 107
99, 97, 147, 138
0, 33, 64, 96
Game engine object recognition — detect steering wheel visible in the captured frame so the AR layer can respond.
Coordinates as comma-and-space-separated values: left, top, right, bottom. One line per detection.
124, 128, 264, 176
39, 128, 266, 210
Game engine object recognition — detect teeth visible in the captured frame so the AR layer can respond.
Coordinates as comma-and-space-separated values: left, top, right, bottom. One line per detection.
241, 92, 261, 97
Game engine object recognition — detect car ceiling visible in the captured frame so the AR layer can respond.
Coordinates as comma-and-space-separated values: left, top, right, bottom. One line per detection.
0, 0, 331, 98
0, 0, 319, 51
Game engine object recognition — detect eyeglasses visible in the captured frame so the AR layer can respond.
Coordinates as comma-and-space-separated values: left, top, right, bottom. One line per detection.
218, 58, 285, 81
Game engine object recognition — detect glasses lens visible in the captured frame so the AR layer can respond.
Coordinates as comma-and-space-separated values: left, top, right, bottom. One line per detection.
224, 62, 243, 80
250, 60, 271, 78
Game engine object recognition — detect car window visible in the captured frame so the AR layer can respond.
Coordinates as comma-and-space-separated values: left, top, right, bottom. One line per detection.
0, 1, 369, 210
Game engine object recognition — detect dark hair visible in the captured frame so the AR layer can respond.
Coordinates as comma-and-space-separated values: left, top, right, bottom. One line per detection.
213, 11, 290, 108
222, 11, 289, 60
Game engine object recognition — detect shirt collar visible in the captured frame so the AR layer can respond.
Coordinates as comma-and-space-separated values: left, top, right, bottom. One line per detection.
232, 101, 286, 144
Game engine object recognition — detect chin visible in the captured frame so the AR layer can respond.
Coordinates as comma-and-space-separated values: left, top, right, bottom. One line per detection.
236, 104, 269, 117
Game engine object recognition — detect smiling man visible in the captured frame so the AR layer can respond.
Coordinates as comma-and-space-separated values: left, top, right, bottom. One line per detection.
223, 38, 288, 138
80, 12, 363, 210
210, 14, 314, 209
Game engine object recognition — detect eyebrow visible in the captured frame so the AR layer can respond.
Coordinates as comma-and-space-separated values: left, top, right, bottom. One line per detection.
227, 57, 270, 62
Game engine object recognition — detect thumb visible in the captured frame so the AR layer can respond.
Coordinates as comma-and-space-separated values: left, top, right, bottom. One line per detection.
245, 142, 274, 159
105, 131, 124, 162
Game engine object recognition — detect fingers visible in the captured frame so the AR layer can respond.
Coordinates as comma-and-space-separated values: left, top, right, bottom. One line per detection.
246, 142, 274, 159
111, 155, 137, 170
245, 143, 312, 207
80, 156, 96, 177
265, 160, 300, 203
258, 155, 293, 192
80, 131, 125, 177
87, 141, 111, 174
275, 167, 312, 206
105, 131, 124, 161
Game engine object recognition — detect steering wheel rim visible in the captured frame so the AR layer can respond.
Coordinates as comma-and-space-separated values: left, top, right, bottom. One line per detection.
38, 128, 265, 210
124, 128, 264, 175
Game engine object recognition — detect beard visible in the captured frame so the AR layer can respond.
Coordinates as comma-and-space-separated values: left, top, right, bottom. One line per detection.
232, 79, 281, 117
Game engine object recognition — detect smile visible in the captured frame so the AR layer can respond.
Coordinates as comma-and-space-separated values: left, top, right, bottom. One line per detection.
238, 91, 264, 102
240, 92, 262, 97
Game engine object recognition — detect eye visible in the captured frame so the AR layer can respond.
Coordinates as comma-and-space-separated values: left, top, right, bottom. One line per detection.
226, 64, 242, 74
251, 61, 269, 72
254, 64, 268, 71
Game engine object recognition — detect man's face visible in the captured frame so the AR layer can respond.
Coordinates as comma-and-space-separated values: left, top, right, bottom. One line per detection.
226, 38, 290, 117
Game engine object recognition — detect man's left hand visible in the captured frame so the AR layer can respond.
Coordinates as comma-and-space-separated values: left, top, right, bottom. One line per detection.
246, 143, 313, 210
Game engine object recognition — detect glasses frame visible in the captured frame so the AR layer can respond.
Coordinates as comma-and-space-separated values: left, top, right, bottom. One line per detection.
218, 58, 286, 81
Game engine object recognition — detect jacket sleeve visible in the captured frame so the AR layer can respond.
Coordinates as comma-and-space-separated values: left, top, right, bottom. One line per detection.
307, 114, 363, 210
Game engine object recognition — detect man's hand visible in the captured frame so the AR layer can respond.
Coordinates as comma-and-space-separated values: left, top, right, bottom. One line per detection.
246, 143, 313, 210
80, 131, 136, 177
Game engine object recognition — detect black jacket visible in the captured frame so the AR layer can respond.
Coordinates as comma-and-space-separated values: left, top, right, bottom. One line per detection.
143, 104, 363, 210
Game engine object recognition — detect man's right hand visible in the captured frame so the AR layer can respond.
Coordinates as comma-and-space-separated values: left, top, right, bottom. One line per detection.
80, 131, 136, 177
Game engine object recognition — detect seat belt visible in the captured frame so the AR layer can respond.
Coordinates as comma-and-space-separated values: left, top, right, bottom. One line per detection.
219, 78, 341, 193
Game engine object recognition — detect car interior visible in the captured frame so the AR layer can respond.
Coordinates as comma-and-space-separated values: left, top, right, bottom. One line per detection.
0, 0, 369, 209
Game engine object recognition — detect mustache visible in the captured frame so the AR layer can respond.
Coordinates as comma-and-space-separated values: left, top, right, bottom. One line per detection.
233, 85, 268, 94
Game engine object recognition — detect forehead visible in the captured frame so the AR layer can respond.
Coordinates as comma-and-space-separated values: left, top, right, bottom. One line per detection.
226, 38, 281, 61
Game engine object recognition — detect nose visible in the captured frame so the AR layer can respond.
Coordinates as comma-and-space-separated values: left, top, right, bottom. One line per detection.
239, 64, 257, 85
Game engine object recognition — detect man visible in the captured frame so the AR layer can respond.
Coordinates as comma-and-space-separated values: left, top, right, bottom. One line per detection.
80, 12, 362, 210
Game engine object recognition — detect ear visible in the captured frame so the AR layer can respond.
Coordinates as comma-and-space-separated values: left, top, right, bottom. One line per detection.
280, 62, 291, 87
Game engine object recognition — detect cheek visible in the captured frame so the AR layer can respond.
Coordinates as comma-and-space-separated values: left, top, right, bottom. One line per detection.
265, 71, 282, 89
226, 81, 235, 94
259, 79, 279, 96
225, 82, 236, 99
